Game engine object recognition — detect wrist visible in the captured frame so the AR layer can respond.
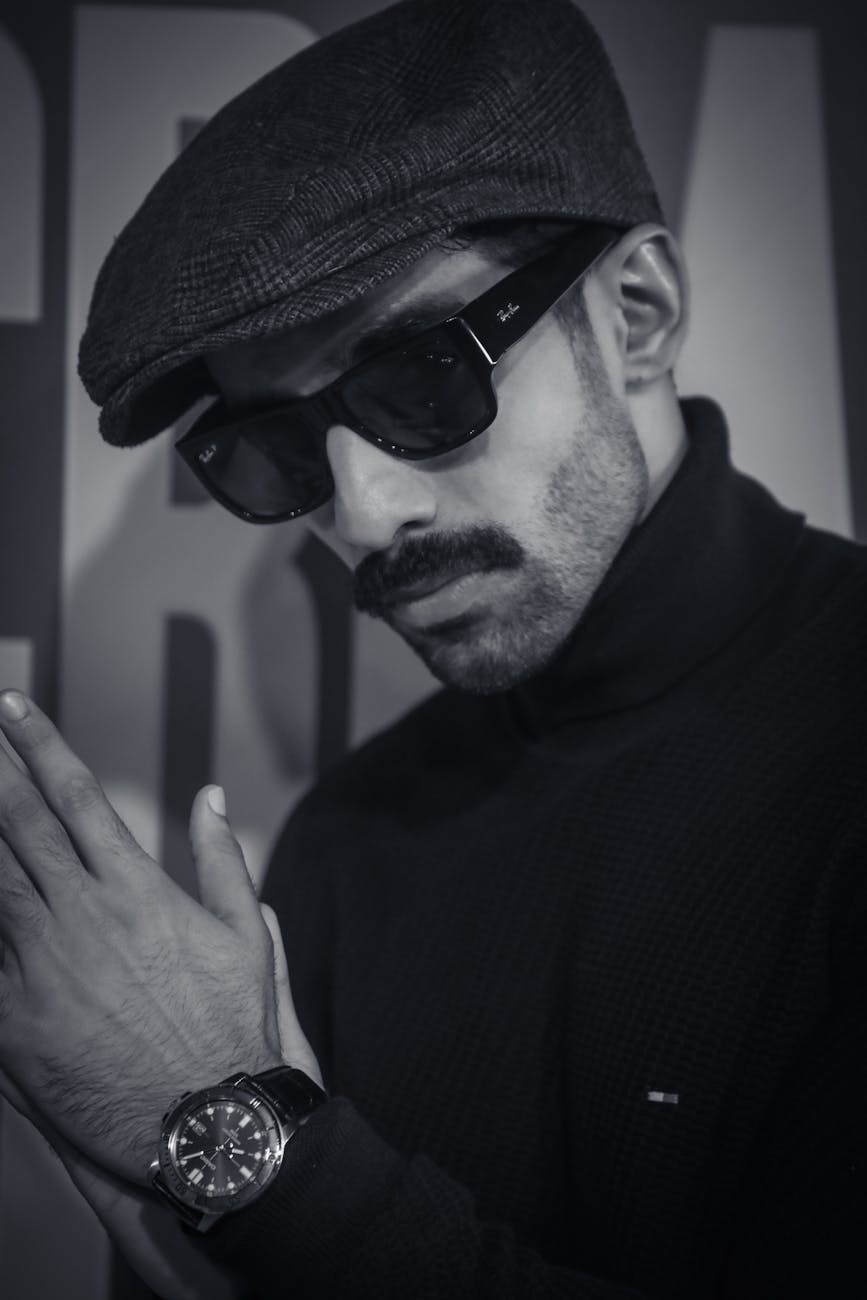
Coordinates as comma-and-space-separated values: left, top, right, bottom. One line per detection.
133, 1048, 288, 1186
151, 1066, 327, 1231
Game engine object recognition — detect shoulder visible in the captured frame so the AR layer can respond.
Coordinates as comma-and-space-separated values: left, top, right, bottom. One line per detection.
758, 518, 867, 700
790, 518, 867, 597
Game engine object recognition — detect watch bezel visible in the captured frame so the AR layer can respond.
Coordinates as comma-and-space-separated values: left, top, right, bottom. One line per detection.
156, 1079, 295, 1216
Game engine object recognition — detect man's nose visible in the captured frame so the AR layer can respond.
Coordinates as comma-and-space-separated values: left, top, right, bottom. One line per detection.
325, 424, 437, 552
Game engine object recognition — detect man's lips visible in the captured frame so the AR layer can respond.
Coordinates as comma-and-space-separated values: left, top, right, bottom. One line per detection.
352, 526, 526, 618
380, 565, 480, 610
386, 568, 501, 629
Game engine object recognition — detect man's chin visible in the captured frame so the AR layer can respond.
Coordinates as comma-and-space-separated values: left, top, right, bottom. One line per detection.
395, 611, 563, 696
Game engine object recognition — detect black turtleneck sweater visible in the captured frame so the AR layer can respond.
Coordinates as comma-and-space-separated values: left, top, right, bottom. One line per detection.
205, 399, 867, 1298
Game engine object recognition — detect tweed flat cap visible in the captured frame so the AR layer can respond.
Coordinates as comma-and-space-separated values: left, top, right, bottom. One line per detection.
79, 0, 663, 445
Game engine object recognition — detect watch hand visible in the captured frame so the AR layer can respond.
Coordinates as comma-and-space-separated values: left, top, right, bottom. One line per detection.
177, 1150, 205, 1163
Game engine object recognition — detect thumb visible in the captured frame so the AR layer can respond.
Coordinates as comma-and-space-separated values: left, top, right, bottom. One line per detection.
188, 785, 260, 939
260, 903, 324, 1089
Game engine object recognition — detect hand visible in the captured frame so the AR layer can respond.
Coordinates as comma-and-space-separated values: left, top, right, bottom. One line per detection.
2, 1073, 243, 1300
0, 896, 315, 1300
0, 690, 322, 1185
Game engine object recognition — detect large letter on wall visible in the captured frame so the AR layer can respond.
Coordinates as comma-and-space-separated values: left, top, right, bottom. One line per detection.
0, 25, 104, 1300
0, 26, 41, 320
0, 22, 40, 689
677, 26, 851, 537
64, 7, 317, 884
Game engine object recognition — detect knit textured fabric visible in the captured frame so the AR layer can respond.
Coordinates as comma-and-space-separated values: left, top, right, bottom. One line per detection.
77, 0, 662, 447
201, 399, 867, 1298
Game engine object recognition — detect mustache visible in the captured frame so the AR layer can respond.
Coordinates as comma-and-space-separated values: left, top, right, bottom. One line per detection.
353, 525, 525, 617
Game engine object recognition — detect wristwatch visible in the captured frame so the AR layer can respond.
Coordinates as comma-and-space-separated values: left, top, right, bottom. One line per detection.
150, 1065, 327, 1232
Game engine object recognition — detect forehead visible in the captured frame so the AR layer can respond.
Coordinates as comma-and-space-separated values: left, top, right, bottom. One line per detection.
205, 243, 505, 402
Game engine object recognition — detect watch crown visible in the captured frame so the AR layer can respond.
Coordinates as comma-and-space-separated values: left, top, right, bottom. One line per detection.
163, 1091, 191, 1123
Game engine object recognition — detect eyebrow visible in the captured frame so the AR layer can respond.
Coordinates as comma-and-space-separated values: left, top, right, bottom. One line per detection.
338, 294, 464, 369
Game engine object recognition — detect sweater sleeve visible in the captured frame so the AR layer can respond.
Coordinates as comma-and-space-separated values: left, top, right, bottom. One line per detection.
199, 1095, 648, 1300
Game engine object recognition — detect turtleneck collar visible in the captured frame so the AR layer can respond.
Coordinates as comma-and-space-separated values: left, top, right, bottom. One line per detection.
508, 397, 806, 733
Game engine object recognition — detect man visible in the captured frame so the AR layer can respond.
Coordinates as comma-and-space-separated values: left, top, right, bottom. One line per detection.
0, 0, 864, 1297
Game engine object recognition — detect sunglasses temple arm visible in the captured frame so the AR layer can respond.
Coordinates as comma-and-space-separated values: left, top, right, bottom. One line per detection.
459, 224, 619, 363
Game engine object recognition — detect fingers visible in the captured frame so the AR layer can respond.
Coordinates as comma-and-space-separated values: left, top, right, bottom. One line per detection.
261, 903, 294, 1036
188, 786, 262, 941
0, 784, 87, 914
0, 836, 52, 952
260, 903, 324, 1088
0, 692, 141, 882
0, 722, 87, 905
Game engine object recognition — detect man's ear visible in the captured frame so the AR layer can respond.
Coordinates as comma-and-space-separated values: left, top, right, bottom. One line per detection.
593, 223, 689, 390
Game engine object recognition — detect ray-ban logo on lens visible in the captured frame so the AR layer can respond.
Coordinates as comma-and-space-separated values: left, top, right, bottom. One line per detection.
496, 302, 520, 324
199, 444, 217, 465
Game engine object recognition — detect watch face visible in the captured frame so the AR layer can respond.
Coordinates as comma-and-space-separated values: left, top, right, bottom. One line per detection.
159, 1083, 290, 1213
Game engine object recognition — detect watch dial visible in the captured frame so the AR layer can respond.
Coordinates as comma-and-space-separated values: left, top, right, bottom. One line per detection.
173, 1099, 271, 1196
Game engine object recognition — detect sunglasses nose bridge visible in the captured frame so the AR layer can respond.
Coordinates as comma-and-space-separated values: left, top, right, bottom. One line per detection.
318, 385, 367, 443
292, 388, 335, 438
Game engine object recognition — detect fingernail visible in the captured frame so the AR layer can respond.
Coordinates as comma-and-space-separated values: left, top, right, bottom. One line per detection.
0, 691, 29, 721
207, 785, 226, 817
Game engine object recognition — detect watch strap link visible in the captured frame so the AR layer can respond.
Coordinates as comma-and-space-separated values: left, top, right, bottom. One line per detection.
250, 1065, 327, 1121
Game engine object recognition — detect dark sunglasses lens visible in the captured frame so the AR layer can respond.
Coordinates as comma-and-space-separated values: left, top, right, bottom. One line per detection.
189, 409, 329, 520
340, 327, 493, 453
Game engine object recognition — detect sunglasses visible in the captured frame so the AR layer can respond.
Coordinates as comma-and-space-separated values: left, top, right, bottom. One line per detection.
175, 222, 619, 523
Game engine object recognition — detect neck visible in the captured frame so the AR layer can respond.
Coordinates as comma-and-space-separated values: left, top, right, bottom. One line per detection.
509, 396, 806, 733
631, 376, 688, 520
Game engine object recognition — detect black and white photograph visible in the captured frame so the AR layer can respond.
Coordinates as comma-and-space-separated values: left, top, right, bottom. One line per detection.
0, 1, 865, 1296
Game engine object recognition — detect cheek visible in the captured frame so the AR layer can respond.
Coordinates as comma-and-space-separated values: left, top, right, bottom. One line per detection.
449, 337, 585, 517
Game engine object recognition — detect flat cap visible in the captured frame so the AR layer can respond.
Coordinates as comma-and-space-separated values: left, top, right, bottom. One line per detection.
78, 0, 663, 445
